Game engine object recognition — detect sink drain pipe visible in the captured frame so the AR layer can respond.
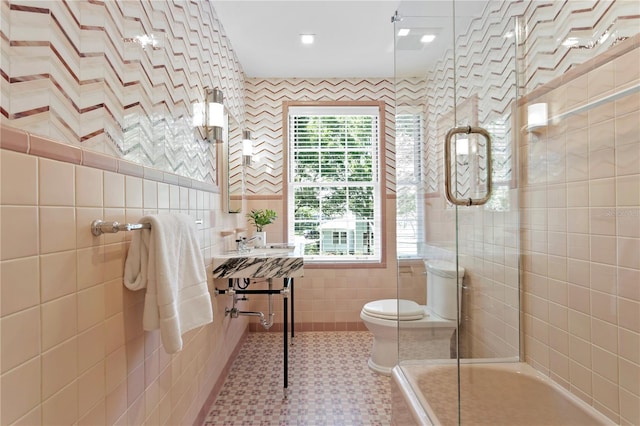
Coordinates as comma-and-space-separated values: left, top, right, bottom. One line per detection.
220, 278, 281, 330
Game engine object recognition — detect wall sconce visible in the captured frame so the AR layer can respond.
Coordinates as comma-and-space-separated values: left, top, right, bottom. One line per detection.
527, 103, 548, 132
205, 88, 224, 143
242, 130, 253, 167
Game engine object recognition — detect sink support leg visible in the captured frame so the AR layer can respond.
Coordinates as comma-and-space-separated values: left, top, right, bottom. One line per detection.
290, 278, 294, 339
283, 289, 288, 390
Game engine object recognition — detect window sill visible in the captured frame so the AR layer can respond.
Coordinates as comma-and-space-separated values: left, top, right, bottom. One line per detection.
303, 260, 388, 269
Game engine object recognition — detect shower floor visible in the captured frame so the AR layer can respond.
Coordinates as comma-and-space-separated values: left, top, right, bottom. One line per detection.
202, 331, 391, 425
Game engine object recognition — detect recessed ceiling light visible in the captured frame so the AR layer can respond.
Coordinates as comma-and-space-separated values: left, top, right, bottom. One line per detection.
420, 34, 436, 43
397, 28, 410, 37
301, 34, 315, 45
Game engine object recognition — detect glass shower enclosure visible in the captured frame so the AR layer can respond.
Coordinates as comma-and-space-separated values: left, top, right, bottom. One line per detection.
395, 0, 639, 424
394, 0, 521, 423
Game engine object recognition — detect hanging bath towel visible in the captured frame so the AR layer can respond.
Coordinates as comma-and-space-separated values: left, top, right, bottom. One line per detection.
123, 213, 213, 354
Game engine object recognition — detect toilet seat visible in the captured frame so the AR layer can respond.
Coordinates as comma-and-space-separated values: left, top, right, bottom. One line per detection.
362, 299, 425, 321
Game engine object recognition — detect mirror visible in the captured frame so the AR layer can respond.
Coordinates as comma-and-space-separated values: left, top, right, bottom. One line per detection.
224, 112, 244, 213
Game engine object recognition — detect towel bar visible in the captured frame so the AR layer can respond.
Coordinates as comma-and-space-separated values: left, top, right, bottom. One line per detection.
91, 218, 204, 236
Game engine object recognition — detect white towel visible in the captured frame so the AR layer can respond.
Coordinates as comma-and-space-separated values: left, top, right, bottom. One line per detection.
123, 213, 213, 354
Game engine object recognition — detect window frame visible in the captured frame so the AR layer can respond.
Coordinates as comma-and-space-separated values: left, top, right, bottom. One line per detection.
283, 101, 387, 269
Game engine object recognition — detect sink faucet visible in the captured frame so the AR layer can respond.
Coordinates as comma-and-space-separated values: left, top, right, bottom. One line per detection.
236, 236, 260, 253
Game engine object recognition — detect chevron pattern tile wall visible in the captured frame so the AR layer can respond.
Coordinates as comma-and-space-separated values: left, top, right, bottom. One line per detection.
244, 78, 397, 195
0, 0, 246, 185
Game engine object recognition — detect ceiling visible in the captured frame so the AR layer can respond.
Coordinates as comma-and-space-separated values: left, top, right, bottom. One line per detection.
212, 0, 489, 79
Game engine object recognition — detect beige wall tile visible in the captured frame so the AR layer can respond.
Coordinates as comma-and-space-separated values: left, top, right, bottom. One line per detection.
615, 110, 640, 147
618, 297, 640, 334
104, 171, 125, 208
77, 246, 105, 290
620, 388, 640, 425
592, 345, 619, 383
0, 307, 40, 373
590, 261, 616, 293
39, 158, 75, 206
158, 182, 170, 209
143, 179, 158, 209
0, 150, 38, 205
104, 278, 124, 318
40, 250, 77, 302
590, 235, 617, 265
619, 358, 640, 397
592, 374, 620, 417
39, 207, 76, 254
103, 242, 125, 282
590, 178, 616, 207
619, 328, 639, 365
616, 175, 640, 206
125, 176, 143, 209
78, 284, 105, 332
618, 267, 640, 301
0, 356, 41, 425
105, 380, 127, 426
76, 165, 103, 207
616, 143, 640, 176
78, 360, 105, 419
78, 400, 106, 426
105, 346, 127, 394
618, 237, 640, 269
42, 380, 78, 426
615, 48, 640, 89
0, 257, 39, 316
12, 406, 41, 426
0, 206, 38, 260
589, 118, 615, 151
105, 312, 125, 355
78, 323, 105, 374
42, 337, 78, 400
41, 294, 77, 351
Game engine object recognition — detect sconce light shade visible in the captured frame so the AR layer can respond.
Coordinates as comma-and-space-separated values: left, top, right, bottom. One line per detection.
242, 130, 253, 167
206, 88, 224, 143
192, 101, 205, 127
527, 103, 548, 131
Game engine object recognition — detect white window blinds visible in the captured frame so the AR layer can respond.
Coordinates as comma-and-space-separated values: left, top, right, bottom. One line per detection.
287, 106, 381, 263
396, 113, 424, 257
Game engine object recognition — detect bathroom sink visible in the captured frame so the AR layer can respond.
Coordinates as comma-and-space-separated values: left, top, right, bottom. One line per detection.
212, 246, 304, 279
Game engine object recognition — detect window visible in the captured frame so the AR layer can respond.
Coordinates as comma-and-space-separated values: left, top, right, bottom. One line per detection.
396, 113, 424, 257
286, 104, 383, 263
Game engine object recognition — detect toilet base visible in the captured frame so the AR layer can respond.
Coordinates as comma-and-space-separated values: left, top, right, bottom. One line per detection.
368, 357, 394, 376
364, 321, 456, 374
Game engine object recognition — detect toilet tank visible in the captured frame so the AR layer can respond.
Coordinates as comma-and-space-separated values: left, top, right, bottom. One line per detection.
424, 260, 465, 320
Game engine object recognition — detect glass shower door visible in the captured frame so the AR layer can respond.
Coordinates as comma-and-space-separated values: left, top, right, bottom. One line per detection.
395, 1, 520, 424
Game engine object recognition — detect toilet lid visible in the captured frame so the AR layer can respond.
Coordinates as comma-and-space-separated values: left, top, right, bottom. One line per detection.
363, 299, 425, 321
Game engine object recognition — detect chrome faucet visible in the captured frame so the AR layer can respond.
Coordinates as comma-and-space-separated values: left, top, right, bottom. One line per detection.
236, 236, 260, 253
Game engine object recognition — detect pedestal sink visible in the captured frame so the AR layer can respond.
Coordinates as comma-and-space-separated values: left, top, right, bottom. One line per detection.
212, 246, 304, 279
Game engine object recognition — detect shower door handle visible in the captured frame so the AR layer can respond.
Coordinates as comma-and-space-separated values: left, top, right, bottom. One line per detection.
444, 125, 492, 206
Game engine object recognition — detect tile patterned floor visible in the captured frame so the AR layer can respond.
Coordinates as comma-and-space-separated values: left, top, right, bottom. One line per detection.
202, 331, 392, 426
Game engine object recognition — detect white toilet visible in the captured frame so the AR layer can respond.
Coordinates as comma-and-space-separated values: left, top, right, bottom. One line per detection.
360, 260, 465, 375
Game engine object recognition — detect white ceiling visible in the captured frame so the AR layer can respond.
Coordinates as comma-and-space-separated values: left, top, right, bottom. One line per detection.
212, 0, 489, 79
